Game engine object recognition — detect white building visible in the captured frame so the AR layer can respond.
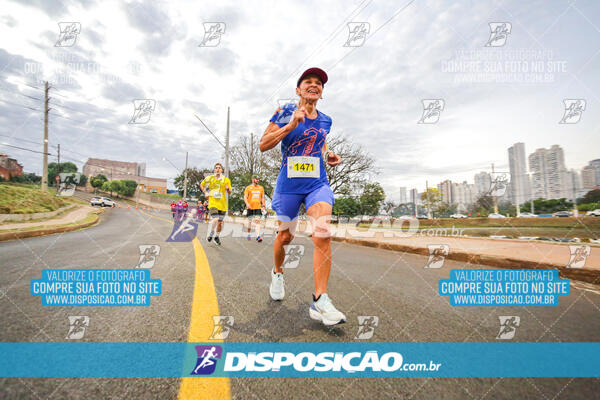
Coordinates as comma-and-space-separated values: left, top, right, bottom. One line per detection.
409, 188, 420, 205
399, 187, 408, 204
437, 180, 454, 204
453, 181, 475, 211
566, 169, 586, 200
508, 142, 531, 205
528, 145, 569, 200
581, 165, 596, 190
474, 171, 492, 195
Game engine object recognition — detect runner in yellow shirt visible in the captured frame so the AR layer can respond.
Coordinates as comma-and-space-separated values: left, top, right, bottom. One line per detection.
244, 176, 266, 242
200, 163, 232, 245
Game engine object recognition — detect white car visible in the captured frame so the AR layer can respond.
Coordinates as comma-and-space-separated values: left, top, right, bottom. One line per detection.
90, 197, 116, 207
488, 213, 506, 219
450, 213, 468, 219
586, 209, 600, 217
517, 212, 538, 218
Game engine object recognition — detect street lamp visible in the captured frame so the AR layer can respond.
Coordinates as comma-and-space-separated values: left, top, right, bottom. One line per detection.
163, 155, 188, 199
162, 157, 181, 173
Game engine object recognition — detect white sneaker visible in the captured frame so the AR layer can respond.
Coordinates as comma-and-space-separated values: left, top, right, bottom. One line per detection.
309, 293, 346, 326
269, 269, 285, 301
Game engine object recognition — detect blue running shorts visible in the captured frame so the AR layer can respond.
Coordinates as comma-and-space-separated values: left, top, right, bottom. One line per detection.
272, 185, 334, 222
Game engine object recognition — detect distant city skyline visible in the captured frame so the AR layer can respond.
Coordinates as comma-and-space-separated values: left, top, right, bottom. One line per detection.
398, 141, 598, 208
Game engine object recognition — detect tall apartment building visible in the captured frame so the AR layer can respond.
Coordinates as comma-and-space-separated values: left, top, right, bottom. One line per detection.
409, 188, 420, 205
399, 187, 408, 204
453, 181, 475, 210
508, 142, 531, 205
474, 171, 492, 195
586, 159, 600, 186
581, 165, 596, 190
528, 145, 569, 200
437, 180, 454, 204
566, 169, 586, 200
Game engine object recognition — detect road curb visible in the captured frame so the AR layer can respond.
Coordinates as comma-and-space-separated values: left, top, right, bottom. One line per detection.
0, 212, 101, 242
332, 236, 600, 285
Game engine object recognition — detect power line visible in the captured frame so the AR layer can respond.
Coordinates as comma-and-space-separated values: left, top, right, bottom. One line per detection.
262, 0, 373, 105
328, 0, 416, 72
0, 97, 41, 111
0, 142, 52, 155
0, 133, 57, 148
0, 87, 42, 101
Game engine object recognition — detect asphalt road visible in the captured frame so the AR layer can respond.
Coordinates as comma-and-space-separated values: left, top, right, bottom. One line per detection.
1, 203, 599, 399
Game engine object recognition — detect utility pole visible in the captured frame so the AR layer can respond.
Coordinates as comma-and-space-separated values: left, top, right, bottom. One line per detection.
41, 81, 49, 191
515, 171, 520, 217
183, 151, 189, 200
249, 132, 254, 176
492, 163, 499, 214
426, 180, 432, 219
225, 107, 230, 177
530, 173, 535, 214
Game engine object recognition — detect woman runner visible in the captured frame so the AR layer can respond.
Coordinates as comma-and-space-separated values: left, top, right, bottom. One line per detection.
260, 67, 346, 326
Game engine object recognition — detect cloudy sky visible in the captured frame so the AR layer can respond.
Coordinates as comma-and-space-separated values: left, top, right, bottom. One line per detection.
1, 0, 599, 199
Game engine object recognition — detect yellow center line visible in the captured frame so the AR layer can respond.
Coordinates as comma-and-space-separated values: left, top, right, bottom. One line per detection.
136, 209, 231, 399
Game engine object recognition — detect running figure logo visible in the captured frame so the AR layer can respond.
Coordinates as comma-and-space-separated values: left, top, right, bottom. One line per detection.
167, 215, 198, 242
485, 22, 511, 47
55, 22, 81, 47
566, 245, 591, 269
209, 315, 234, 340
418, 99, 444, 124
199, 22, 226, 47
57, 172, 81, 197
355, 316, 379, 340
559, 99, 586, 124
283, 245, 305, 269
424, 244, 449, 269
497, 316, 520, 340
129, 99, 156, 124
489, 173, 509, 197
344, 22, 370, 47
191, 345, 223, 375
66, 316, 89, 340
137, 245, 161, 268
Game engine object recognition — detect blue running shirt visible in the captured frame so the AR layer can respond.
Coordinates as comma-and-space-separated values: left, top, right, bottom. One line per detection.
269, 103, 332, 194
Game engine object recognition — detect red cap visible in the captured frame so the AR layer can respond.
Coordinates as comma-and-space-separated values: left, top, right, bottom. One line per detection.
297, 67, 328, 87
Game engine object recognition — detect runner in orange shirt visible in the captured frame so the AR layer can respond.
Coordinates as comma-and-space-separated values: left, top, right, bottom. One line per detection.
244, 176, 266, 242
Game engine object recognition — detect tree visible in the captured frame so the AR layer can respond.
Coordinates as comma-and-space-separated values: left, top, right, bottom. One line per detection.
48, 162, 77, 186
382, 200, 397, 215
469, 194, 494, 216
174, 167, 210, 198
10, 172, 41, 184
332, 196, 361, 217
436, 202, 457, 217
118, 180, 137, 197
78, 174, 87, 186
102, 180, 121, 196
324, 134, 375, 196
359, 182, 385, 215
90, 174, 108, 192
521, 198, 573, 213
581, 189, 600, 204
420, 188, 442, 216
245, 132, 376, 197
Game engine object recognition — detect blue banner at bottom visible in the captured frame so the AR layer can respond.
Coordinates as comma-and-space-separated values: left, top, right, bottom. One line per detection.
0, 342, 598, 378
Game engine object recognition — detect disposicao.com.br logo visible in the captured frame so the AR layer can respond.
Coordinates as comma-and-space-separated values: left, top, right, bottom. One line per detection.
190, 348, 441, 376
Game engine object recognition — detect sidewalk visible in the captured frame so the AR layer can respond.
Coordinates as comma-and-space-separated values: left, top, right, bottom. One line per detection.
0, 205, 101, 241
0, 205, 96, 231
330, 226, 599, 284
